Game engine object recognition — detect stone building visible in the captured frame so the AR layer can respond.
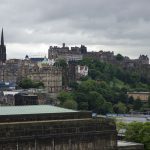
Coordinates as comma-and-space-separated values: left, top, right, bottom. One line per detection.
14, 93, 38, 105
28, 65, 62, 93
83, 49, 149, 70
0, 59, 22, 82
75, 65, 88, 80
0, 105, 117, 150
127, 92, 150, 102
83, 50, 115, 63
0, 91, 15, 106
0, 57, 63, 94
0, 89, 49, 106
138, 55, 149, 65
48, 43, 84, 62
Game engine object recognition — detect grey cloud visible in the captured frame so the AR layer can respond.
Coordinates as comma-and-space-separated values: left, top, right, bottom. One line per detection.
0, 0, 150, 58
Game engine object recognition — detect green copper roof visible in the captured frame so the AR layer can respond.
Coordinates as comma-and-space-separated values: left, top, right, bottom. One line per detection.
0, 105, 77, 116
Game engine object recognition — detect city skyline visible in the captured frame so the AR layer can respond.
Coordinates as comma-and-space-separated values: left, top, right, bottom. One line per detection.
0, 0, 150, 59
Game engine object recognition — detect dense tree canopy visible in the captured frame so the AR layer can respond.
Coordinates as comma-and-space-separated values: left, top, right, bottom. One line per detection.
61, 58, 150, 114
116, 122, 150, 150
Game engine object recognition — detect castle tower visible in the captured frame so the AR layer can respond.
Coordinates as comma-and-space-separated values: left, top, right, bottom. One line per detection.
0, 28, 6, 63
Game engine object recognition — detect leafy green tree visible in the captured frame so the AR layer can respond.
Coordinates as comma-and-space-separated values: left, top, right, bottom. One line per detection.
102, 101, 113, 114
128, 96, 134, 104
148, 96, 150, 107
133, 99, 142, 111
63, 99, 78, 110
116, 122, 127, 133
125, 122, 143, 143
18, 78, 44, 89
95, 95, 105, 113
88, 91, 105, 112
140, 123, 150, 150
69, 81, 78, 90
57, 57, 150, 114
74, 92, 88, 103
78, 80, 97, 93
89, 69, 100, 80
57, 91, 73, 104
78, 102, 89, 110
113, 102, 127, 114
124, 122, 150, 150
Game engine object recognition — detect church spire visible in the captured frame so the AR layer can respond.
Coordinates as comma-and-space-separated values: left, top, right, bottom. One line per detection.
0, 28, 6, 63
1, 28, 4, 46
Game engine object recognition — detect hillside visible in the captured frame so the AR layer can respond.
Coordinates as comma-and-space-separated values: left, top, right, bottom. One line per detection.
58, 58, 150, 114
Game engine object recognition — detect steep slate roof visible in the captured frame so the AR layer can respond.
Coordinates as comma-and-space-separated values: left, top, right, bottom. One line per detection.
30, 58, 44, 62
0, 105, 77, 116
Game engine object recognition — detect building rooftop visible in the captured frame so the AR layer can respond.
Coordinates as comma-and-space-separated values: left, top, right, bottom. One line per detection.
127, 91, 150, 94
30, 58, 44, 62
0, 105, 77, 116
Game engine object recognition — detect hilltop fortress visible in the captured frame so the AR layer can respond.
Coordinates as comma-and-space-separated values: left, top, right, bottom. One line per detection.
48, 43, 149, 69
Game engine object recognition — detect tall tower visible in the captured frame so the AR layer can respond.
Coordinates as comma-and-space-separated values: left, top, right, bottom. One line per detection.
0, 28, 6, 63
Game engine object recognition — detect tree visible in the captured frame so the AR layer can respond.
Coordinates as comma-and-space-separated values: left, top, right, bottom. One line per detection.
69, 81, 78, 90
102, 101, 113, 114
74, 92, 88, 103
116, 122, 127, 133
63, 99, 78, 110
140, 123, 150, 150
116, 54, 124, 61
78, 102, 89, 110
148, 96, 150, 107
113, 102, 127, 114
124, 122, 150, 150
133, 99, 142, 111
18, 78, 44, 89
78, 80, 97, 93
88, 91, 105, 112
89, 69, 100, 80
57, 91, 73, 104
125, 122, 143, 143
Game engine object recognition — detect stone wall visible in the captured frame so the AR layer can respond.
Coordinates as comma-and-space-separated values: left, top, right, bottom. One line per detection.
0, 118, 117, 150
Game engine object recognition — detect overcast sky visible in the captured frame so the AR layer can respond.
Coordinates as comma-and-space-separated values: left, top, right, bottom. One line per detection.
0, 0, 150, 59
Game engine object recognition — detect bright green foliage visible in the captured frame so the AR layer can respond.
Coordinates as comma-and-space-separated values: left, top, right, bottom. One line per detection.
113, 102, 127, 114
63, 99, 78, 110
125, 122, 144, 142
18, 78, 44, 89
116, 122, 127, 132
124, 122, 150, 150
78, 80, 97, 92
79, 58, 150, 86
57, 91, 78, 109
57, 91, 73, 104
140, 123, 150, 150
72, 58, 150, 113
